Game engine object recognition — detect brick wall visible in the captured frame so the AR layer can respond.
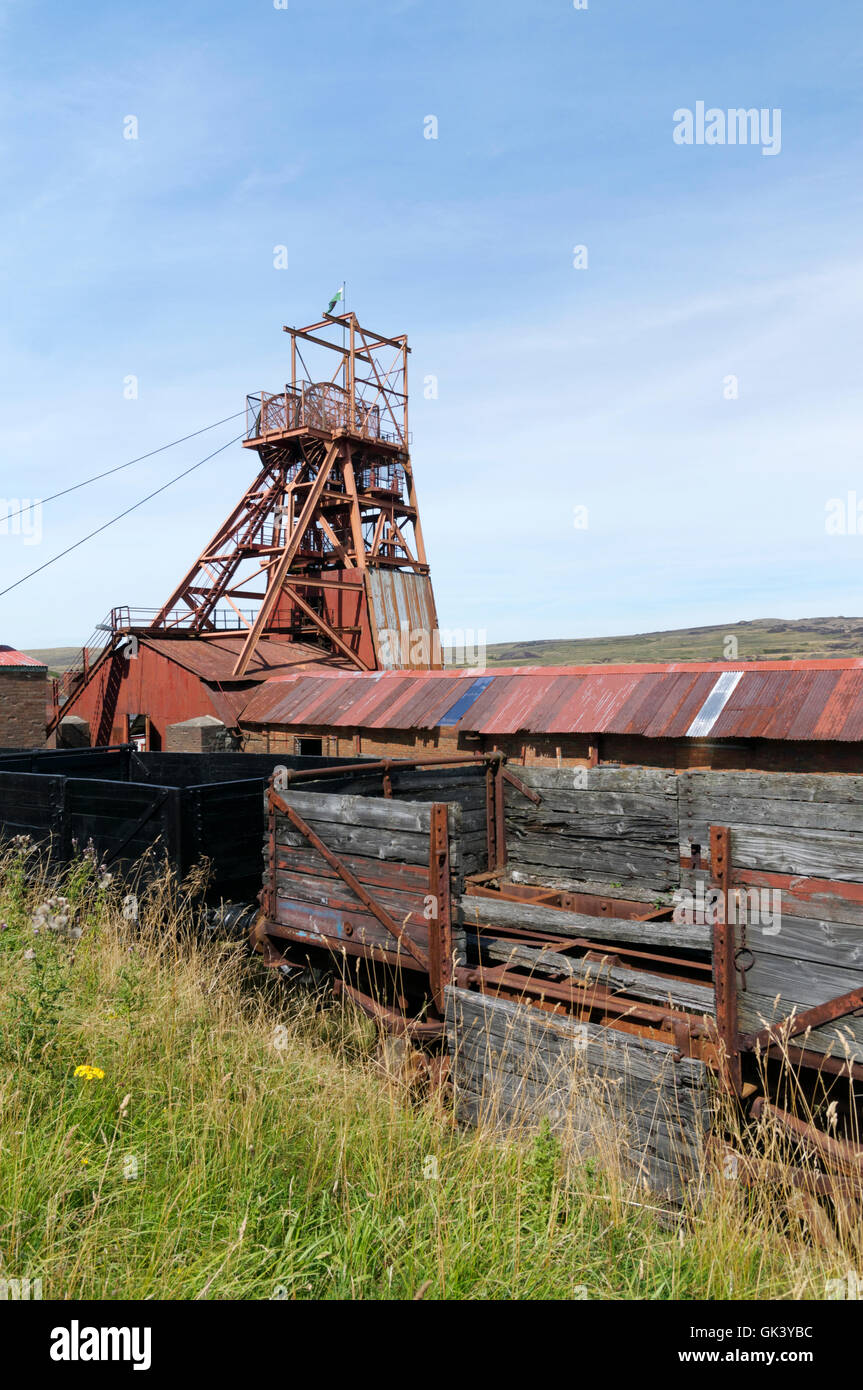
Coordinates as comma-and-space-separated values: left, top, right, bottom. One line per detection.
240, 720, 863, 774
166, 717, 240, 753
0, 668, 48, 748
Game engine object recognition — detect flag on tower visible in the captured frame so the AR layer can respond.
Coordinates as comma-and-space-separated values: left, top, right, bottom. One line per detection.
326, 285, 344, 314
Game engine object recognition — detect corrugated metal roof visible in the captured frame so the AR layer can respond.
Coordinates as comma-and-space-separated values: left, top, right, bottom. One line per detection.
141, 636, 350, 683
0, 646, 46, 669
235, 659, 863, 742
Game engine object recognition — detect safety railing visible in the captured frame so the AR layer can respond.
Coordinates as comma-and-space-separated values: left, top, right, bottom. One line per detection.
246, 382, 406, 447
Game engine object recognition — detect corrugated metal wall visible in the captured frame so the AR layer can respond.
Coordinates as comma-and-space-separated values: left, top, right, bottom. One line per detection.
365, 570, 441, 670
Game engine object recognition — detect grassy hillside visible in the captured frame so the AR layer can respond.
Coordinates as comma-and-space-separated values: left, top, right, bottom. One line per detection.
22, 647, 80, 676
483, 618, 863, 667
0, 843, 856, 1300
26, 618, 863, 676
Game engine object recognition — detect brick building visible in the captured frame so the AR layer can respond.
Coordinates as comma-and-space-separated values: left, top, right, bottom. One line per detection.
0, 647, 49, 749
235, 661, 863, 773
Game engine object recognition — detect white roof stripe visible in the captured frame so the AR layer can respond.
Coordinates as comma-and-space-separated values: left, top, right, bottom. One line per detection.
685, 670, 744, 738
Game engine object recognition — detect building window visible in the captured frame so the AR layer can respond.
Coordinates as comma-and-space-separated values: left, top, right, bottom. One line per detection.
295, 736, 323, 757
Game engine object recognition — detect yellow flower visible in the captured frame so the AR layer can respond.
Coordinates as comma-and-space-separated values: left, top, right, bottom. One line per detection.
73, 1065, 105, 1081
81, 1158, 89, 1165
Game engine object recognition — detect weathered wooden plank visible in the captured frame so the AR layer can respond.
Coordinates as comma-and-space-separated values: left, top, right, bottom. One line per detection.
275, 823, 438, 867
450, 1061, 707, 1169
445, 987, 713, 1199
450, 1026, 708, 1126
505, 790, 678, 817
482, 938, 715, 1013
506, 850, 675, 882
510, 767, 678, 794
452, 1087, 696, 1194
280, 788, 435, 834
507, 828, 677, 863
729, 913, 863, 971
300, 767, 486, 805
450, 1059, 707, 1167
451, 1006, 706, 1088
727, 827, 863, 883
458, 893, 710, 951
447, 994, 711, 1114
680, 770, 863, 804
506, 810, 676, 839
449, 997, 708, 1099
682, 863, 863, 927
274, 845, 430, 888
681, 794, 863, 835
741, 943, 863, 1017
729, 870, 863, 928
267, 900, 429, 962
275, 867, 427, 922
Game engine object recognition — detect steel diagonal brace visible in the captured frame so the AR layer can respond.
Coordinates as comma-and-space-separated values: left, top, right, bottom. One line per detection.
268, 789, 429, 970
501, 767, 542, 805
742, 985, 863, 1052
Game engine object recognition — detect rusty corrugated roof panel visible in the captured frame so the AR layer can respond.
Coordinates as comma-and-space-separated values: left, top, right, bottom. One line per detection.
709, 670, 793, 739
0, 646, 46, 669
814, 669, 863, 741
366, 571, 440, 669
141, 636, 349, 683
545, 672, 645, 734
465, 670, 564, 735
235, 660, 863, 742
639, 671, 715, 738
384, 675, 462, 728
613, 672, 682, 735
325, 672, 398, 727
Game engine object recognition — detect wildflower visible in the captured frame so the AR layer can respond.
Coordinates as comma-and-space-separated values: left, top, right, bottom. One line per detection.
73, 1065, 105, 1082
81, 1158, 89, 1166
31, 896, 81, 941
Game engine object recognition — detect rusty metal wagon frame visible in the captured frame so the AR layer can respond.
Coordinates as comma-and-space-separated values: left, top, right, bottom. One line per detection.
251, 751, 512, 1035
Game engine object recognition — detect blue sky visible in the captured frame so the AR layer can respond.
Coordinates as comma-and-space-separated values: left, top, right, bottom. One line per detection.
1, 0, 862, 648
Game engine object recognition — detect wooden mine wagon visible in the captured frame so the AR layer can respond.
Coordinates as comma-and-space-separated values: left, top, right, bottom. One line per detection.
0, 746, 367, 903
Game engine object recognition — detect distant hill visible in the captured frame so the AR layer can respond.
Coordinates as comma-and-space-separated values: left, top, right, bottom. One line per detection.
23, 648, 82, 676
480, 618, 863, 667
26, 618, 863, 678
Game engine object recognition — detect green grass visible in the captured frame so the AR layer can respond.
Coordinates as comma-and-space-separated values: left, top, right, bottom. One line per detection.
0, 844, 857, 1300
